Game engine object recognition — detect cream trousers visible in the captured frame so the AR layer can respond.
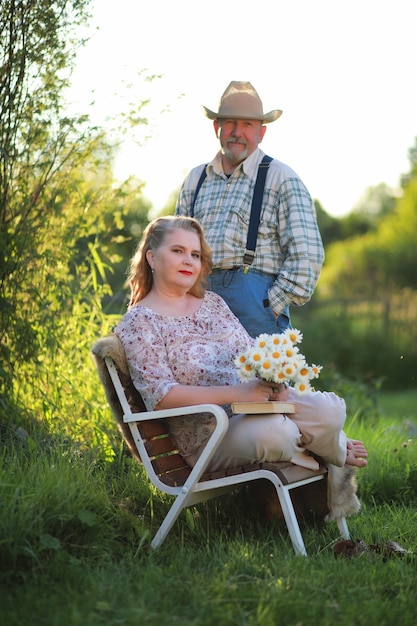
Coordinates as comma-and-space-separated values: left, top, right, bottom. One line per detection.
207, 390, 348, 472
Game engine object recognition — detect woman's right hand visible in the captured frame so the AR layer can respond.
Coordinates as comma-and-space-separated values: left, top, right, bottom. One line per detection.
236, 380, 275, 403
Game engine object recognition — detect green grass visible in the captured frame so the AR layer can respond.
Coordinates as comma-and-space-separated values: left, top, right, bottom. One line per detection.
376, 388, 417, 422
1, 390, 416, 626
1, 525, 416, 626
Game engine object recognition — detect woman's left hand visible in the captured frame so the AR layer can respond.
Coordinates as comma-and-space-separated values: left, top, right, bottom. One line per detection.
269, 383, 290, 402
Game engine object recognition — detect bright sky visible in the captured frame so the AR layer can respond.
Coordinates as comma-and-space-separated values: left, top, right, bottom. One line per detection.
68, 0, 417, 216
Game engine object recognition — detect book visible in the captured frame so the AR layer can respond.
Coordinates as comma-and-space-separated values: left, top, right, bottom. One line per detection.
231, 401, 295, 414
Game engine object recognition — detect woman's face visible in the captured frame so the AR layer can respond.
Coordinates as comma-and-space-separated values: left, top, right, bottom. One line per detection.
146, 228, 202, 293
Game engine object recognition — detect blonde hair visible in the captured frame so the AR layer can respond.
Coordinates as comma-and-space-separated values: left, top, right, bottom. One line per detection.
128, 216, 213, 307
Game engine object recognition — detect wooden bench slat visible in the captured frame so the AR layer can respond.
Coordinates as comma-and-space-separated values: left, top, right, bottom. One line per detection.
261, 461, 327, 485
138, 420, 168, 438
158, 466, 192, 487
151, 452, 189, 475
145, 436, 178, 456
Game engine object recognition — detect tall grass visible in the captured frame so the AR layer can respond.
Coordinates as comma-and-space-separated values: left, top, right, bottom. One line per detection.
1, 363, 417, 625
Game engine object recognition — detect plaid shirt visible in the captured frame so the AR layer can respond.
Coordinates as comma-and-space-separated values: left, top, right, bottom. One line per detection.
175, 147, 324, 316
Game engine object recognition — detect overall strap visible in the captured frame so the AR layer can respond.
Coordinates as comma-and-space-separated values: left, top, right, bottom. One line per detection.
243, 155, 273, 271
190, 155, 273, 270
190, 165, 207, 218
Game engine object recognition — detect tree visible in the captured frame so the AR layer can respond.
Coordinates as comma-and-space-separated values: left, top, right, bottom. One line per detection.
0, 0, 101, 400
93, 175, 153, 313
0, 0, 95, 392
315, 183, 397, 249
314, 200, 343, 247
318, 140, 417, 298
350, 183, 398, 222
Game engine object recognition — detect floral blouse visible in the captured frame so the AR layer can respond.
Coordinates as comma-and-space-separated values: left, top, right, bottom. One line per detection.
113, 291, 253, 459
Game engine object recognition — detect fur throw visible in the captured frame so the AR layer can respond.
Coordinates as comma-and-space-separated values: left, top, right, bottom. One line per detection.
326, 464, 361, 521
91, 334, 144, 460
92, 334, 130, 376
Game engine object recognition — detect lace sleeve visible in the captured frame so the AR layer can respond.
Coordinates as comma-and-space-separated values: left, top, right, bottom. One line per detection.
114, 309, 178, 410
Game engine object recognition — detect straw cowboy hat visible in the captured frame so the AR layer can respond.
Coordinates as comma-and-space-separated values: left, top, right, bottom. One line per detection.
203, 81, 282, 124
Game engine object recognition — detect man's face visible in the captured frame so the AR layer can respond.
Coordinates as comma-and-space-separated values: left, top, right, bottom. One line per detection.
214, 118, 266, 166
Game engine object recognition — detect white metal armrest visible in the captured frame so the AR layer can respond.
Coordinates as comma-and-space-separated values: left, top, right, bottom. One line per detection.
124, 404, 229, 494
106, 354, 229, 489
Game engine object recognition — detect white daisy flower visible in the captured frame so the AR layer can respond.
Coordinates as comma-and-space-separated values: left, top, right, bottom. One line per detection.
235, 330, 321, 395
293, 378, 311, 394
284, 328, 303, 345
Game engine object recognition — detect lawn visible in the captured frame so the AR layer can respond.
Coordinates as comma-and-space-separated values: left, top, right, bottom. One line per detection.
0, 389, 416, 626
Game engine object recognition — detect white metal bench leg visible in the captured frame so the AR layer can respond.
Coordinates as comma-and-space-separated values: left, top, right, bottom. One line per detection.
336, 516, 350, 539
276, 484, 307, 556
151, 492, 192, 549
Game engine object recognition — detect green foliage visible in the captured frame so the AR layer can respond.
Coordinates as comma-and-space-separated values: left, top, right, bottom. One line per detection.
315, 183, 397, 247
299, 145, 417, 390
292, 296, 417, 391
319, 140, 417, 297
98, 176, 152, 313
1, 0, 94, 385
158, 187, 178, 217
0, 0, 153, 426
376, 389, 417, 420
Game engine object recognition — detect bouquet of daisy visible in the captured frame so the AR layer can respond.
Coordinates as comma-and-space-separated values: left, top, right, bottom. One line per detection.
234, 328, 322, 395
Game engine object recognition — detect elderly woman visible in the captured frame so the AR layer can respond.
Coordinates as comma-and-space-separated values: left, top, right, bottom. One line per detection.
114, 216, 367, 473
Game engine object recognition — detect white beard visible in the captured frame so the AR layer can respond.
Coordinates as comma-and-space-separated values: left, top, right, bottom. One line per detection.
222, 143, 249, 165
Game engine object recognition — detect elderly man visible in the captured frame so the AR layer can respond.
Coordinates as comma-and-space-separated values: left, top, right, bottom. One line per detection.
175, 81, 324, 338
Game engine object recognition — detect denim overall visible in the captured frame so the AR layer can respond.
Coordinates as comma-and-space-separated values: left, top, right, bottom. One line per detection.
192, 155, 291, 338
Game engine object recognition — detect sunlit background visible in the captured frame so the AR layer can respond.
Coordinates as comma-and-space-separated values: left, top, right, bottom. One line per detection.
67, 0, 417, 216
